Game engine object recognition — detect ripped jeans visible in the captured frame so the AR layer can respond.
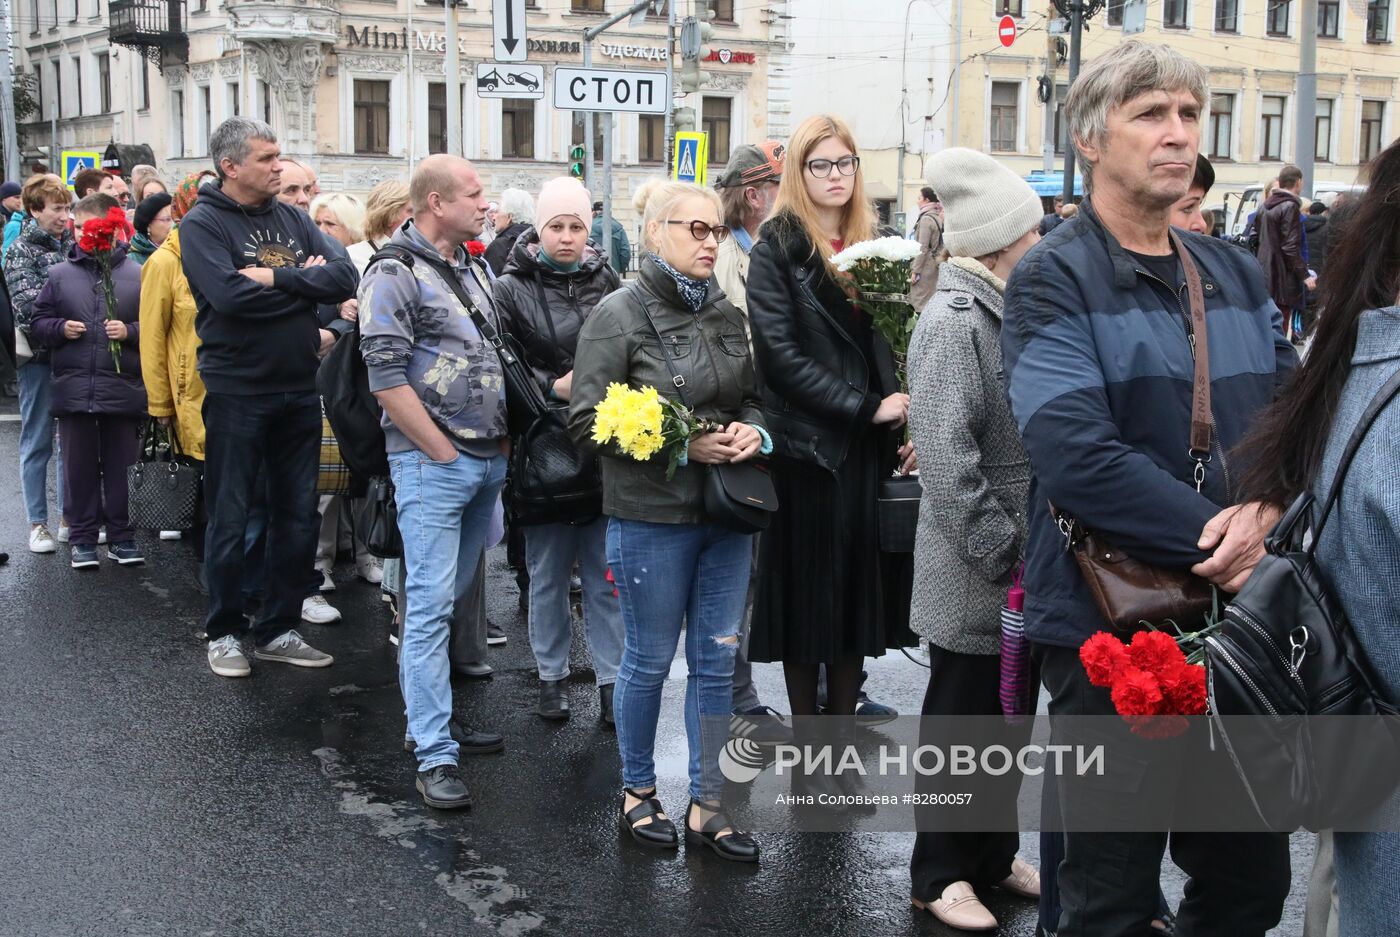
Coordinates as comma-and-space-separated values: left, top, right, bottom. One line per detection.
607, 518, 752, 801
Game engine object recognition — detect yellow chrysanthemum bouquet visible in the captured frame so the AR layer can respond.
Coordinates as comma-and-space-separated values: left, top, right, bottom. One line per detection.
591, 382, 719, 479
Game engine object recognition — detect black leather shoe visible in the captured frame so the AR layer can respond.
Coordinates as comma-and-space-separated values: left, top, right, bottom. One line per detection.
684, 799, 759, 862
415, 764, 471, 809
538, 679, 570, 721
404, 720, 504, 755
599, 683, 615, 727
453, 661, 494, 680
619, 787, 678, 849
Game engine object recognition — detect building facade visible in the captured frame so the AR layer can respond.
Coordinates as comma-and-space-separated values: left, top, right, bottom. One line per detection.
17, 0, 791, 228
947, 0, 1398, 197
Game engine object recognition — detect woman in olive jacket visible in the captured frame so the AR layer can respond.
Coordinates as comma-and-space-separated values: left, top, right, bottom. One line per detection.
495, 177, 624, 725
744, 114, 915, 731
569, 178, 769, 863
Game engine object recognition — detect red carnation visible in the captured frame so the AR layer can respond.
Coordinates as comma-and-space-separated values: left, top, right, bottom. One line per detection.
465, 240, 486, 257
1110, 666, 1164, 717
1128, 629, 1188, 674
1126, 713, 1191, 739
1080, 632, 1130, 688
1158, 660, 1208, 715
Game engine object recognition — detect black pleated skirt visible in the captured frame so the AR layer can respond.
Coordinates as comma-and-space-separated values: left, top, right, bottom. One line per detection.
748, 434, 915, 664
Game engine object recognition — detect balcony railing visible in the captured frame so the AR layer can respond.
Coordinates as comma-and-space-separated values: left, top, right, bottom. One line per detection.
109, 0, 187, 69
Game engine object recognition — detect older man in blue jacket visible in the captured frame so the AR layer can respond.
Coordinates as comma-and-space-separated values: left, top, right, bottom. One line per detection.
1002, 42, 1296, 937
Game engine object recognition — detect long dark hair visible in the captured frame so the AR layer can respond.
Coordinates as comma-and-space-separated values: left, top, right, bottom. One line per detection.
1237, 139, 1400, 505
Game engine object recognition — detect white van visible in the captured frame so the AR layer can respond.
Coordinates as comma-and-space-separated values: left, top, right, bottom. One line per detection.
1223, 182, 1366, 238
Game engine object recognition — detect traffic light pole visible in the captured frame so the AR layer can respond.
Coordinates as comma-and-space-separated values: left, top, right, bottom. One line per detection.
664, 0, 676, 169
581, 0, 654, 265
1060, 0, 1083, 206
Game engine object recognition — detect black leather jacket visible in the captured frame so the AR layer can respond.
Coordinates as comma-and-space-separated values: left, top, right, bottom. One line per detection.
746, 211, 898, 472
493, 229, 621, 397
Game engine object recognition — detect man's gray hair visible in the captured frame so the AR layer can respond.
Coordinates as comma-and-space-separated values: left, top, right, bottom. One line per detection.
209, 117, 278, 179
499, 187, 535, 225
1065, 41, 1208, 190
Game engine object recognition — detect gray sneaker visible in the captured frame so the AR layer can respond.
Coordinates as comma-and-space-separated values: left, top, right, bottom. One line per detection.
254, 629, 334, 668
207, 635, 251, 678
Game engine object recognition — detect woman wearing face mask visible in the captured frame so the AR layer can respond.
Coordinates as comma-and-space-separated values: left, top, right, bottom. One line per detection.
744, 114, 915, 767
569, 179, 769, 862
493, 177, 624, 725
904, 148, 1045, 932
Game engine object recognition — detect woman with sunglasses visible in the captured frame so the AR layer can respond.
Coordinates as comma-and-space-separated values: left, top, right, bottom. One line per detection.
745, 114, 915, 791
570, 178, 770, 862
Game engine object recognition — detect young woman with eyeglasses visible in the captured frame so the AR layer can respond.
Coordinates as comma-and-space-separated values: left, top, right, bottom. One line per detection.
569, 178, 770, 862
745, 114, 916, 800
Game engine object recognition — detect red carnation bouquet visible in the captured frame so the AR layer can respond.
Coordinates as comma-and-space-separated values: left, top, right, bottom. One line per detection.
78, 206, 135, 373
464, 240, 486, 257
1079, 614, 1220, 738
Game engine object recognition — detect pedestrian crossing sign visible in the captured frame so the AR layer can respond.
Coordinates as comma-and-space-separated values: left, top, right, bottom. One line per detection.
62, 151, 101, 190
672, 132, 708, 186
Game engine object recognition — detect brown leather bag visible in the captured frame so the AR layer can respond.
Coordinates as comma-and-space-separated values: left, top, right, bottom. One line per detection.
1053, 229, 1214, 633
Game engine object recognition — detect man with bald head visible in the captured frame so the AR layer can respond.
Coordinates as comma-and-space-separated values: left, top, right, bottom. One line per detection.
277, 158, 314, 212
359, 155, 508, 809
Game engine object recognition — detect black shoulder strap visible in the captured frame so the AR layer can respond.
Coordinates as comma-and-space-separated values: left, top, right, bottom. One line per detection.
1310, 364, 1400, 546
367, 245, 414, 271
636, 299, 694, 410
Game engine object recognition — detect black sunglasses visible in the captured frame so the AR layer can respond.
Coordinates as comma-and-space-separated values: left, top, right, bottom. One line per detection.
666, 220, 731, 243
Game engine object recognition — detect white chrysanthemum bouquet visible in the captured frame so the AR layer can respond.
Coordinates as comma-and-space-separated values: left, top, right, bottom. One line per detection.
831, 236, 921, 385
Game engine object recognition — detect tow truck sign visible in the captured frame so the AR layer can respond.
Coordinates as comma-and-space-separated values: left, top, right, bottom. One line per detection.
551, 66, 670, 114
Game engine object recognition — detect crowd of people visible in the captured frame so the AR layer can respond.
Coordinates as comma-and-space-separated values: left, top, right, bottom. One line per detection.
2, 36, 1397, 937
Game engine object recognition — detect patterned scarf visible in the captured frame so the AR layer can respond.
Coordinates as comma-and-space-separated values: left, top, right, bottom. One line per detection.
648, 252, 709, 313
171, 171, 215, 221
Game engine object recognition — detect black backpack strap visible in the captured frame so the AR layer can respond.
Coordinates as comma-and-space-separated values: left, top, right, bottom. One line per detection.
1310, 364, 1400, 549
366, 245, 415, 272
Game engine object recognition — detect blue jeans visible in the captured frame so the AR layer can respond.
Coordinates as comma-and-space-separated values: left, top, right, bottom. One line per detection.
202, 391, 321, 645
17, 361, 63, 525
525, 517, 624, 685
391, 449, 506, 771
607, 518, 751, 801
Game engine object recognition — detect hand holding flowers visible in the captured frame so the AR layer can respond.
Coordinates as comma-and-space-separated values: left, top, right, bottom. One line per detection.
77, 205, 135, 373
591, 382, 755, 478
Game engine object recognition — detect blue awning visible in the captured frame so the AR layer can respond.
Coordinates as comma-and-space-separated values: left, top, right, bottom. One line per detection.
1024, 170, 1083, 197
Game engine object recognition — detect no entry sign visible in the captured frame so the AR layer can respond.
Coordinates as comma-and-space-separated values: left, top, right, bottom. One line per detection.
999, 14, 1017, 47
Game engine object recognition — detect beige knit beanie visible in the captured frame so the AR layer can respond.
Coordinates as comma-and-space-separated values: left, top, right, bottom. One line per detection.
924, 148, 1044, 258
535, 176, 593, 227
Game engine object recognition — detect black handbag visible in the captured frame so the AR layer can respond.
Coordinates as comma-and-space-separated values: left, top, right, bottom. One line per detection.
509, 404, 602, 526
877, 473, 923, 553
127, 420, 201, 532
636, 303, 777, 535
358, 475, 402, 559
505, 274, 602, 527
1205, 365, 1400, 832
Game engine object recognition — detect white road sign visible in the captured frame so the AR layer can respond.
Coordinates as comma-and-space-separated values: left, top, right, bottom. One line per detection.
476, 63, 545, 99
551, 66, 670, 114
492, 0, 527, 62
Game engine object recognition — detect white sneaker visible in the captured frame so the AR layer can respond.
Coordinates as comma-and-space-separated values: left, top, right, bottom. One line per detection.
301, 594, 343, 624
356, 556, 384, 584
207, 635, 251, 678
28, 525, 56, 554
317, 567, 336, 592
159, 530, 183, 541
57, 525, 106, 544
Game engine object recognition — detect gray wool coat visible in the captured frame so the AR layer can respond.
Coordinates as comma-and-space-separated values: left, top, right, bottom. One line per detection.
906, 260, 1031, 655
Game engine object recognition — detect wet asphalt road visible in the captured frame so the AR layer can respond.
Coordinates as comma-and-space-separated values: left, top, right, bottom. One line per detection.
0, 396, 1312, 937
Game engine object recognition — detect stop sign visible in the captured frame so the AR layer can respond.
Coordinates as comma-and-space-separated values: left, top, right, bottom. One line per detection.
998, 14, 1017, 47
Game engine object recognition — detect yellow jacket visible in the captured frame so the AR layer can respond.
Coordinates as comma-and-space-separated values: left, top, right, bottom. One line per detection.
139, 229, 206, 460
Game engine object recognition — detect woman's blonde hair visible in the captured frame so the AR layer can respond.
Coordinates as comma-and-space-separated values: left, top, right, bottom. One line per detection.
632, 178, 723, 254
310, 192, 366, 244
772, 114, 875, 272
362, 180, 411, 242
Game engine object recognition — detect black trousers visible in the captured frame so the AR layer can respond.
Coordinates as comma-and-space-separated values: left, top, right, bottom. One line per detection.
1036, 643, 1290, 937
910, 645, 1033, 900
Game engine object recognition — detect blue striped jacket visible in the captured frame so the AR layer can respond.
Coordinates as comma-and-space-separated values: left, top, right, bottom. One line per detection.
1001, 199, 1297, 649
